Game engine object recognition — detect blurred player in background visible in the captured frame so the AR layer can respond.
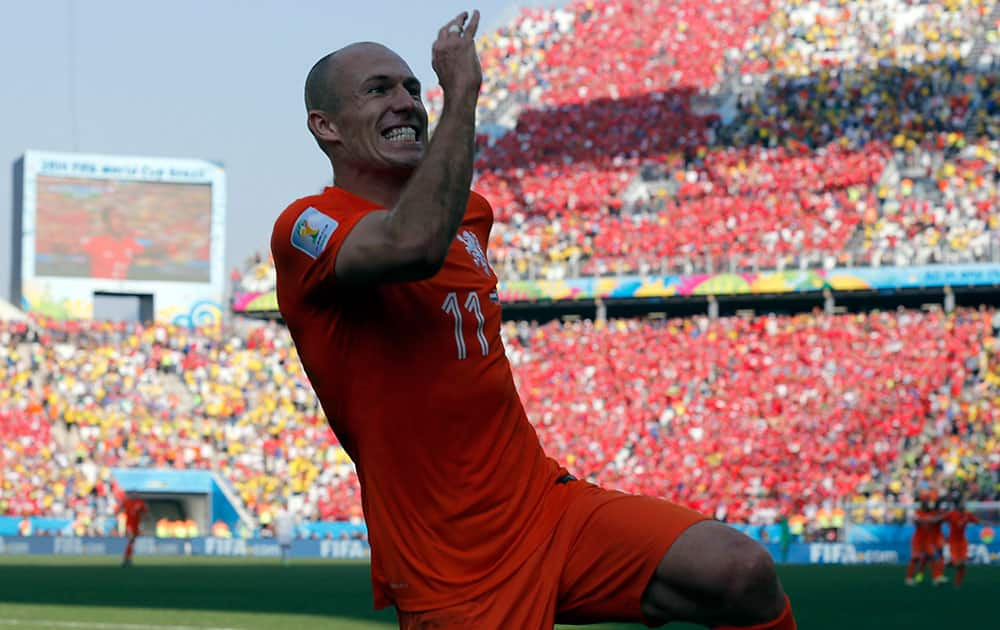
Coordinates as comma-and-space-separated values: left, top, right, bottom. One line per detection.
945, 497, 980, 588
776, 512, 791, 564
905, 494, 946, 586
927, 494, 948, 585
83, 208, 146, 280
274, 502, 296, 566
271, 9, 794, 629
120, 493, 148, 568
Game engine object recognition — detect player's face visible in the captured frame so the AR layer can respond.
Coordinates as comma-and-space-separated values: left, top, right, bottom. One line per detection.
104, 211, 125, 234
332, 46, 428, 174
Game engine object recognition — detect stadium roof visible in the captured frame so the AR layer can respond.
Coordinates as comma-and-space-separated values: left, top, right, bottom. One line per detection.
0, 298, 27, 322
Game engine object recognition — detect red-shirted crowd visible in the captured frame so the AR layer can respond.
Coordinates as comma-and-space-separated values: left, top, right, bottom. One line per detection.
221, 0, 999, 288
5, 0, 1000, 538
423, 0, 1000, 280
2, 307, 998, 534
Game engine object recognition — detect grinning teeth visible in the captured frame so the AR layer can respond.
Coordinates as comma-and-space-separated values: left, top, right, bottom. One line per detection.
384, 127, 416, 142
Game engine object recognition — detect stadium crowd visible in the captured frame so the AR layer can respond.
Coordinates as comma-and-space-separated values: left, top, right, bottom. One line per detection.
424, 0, 776, 121
219, 0, 1000, 287
447, 0, 1000, 280
2, 307, 998, 538
865, 135, 1000, 267
5, 0, 1000, 541
0, 317, 362, 535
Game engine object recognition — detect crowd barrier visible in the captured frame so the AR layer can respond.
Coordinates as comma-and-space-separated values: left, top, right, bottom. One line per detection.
0, 536, 370, 560
0, 517, 372, 539
762, 542, 1000, 566
732, 523, 995, 545
232, 263, 1000, 311
6, 519, 993, 545
2, 536, 998, 565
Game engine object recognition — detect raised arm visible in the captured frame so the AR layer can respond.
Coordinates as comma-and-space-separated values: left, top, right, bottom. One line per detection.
335, 11, 483, 284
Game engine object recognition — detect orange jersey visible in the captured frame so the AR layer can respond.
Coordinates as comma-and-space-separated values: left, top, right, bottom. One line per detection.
945, 510, 979, 545
271, 187, 570, 611
84, 235, 144, 279
926, 510, 944, 545
913, 509, 941, 542
121, 498, 147, 528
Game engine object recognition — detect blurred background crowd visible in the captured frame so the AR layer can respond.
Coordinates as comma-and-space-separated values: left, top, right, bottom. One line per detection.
8, 0, 1000, 542
2, 307, 998, 539
232, 0, 1000, 287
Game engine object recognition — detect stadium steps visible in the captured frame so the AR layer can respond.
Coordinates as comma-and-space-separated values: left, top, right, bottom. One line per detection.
0, 298, 28, 322
967, 2, 1000, 67
840, 155, 899, 264
161, 372, 197, 413
211, 471, 258, 532
50, 418, 74, 452
484, 93, 523, 131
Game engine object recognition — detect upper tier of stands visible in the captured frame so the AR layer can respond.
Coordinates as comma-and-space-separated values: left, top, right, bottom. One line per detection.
234, 1, 1000, 290
450, 0, 1000, 280
7, 1, 1000, 536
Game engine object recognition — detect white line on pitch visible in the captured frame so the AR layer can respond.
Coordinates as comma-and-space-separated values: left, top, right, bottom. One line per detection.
0, 620, 241, 630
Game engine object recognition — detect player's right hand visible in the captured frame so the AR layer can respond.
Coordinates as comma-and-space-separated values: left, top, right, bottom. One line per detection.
432, 10, 482, 99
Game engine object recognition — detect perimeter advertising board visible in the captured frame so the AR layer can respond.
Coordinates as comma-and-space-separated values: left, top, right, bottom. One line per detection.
1, 537, 998, 565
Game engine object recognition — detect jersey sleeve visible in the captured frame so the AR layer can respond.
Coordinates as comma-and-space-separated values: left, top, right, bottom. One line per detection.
469, 190, 495, 236
82, 236, 101, 257
271, 201, 369, 302
468, 190, 496, 263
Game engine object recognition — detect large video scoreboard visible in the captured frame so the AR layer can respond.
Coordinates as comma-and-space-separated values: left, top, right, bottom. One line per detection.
13, 150, 227, 325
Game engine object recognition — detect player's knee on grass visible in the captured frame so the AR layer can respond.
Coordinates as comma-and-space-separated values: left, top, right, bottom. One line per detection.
642, 521, 784, 627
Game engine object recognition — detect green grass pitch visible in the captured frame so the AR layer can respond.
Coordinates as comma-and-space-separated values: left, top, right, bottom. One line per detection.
0, 556, 996, 629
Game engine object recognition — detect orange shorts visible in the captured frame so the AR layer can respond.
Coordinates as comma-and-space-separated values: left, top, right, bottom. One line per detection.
911, 536, 936, 558
396, 480, 707, 630
949, 541, 968, 564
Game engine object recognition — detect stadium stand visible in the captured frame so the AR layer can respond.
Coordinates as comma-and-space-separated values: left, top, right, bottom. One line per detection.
4, 0, 1000, 543
229, 1, 1000, 284
467, 0, 1000, 279
0, 318, 362, 533
2, 309, 998, 539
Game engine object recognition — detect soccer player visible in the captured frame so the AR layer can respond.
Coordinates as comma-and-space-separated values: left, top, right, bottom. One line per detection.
271, 10, 795, 629
944, 498, 980, 588
927, 495, 948, 585
274, 503, 296, 566
776, 512, 791, 564
905, 496, 945, 586
82, 208, 147, 280
120, 493, 148, 568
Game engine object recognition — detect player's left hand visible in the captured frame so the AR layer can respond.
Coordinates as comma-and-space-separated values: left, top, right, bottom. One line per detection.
432, 10, 482, 99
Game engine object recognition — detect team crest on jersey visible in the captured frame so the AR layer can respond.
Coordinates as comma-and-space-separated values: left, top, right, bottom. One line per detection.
291, 207, 338, 259
457, 230, 492, 277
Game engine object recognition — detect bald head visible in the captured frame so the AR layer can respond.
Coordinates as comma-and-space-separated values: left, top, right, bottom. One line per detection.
304, 52, 339, 114
304, 42, 401, 115
304, 42, 426, 163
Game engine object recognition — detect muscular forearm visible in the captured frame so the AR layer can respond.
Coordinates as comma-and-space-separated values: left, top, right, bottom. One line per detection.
385, 90, 478, 269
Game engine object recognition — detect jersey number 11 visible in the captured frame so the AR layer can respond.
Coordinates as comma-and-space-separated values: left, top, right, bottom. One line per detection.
442, 291, 489, 360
